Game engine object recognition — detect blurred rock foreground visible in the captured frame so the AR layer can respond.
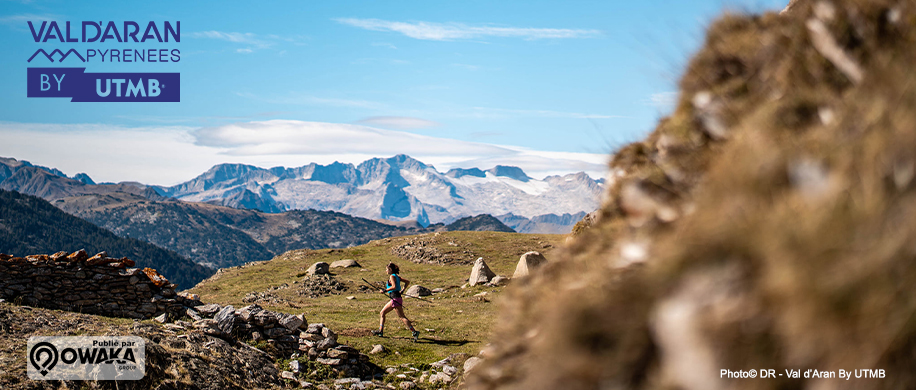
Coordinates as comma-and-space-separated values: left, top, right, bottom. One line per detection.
470, 0, 916, 389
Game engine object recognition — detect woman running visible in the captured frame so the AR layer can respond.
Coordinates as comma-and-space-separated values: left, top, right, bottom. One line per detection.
373, 262, 420, 341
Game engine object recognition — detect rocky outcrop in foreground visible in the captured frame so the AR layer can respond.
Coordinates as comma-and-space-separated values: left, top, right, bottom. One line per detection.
470, 1, 916, 389
0, 250, 382, 388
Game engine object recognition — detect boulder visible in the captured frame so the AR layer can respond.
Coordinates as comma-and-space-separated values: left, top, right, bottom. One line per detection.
330, 259, 361, 268
306, 262, 330, 276
370, 344, 385, 354
513, 251, 547, 278
281, 371, 297, 380
153, 313, 169, 323
468, 258, 496, 286
399, 381, 417, 389
404, 285, 432, 297
214, 305, 236, 334
290, 360, 301, 373
463, 357, 482, 374
486, 275, 509, 287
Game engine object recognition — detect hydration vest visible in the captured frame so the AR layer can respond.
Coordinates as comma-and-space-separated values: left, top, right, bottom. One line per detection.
386, 274, 402, 298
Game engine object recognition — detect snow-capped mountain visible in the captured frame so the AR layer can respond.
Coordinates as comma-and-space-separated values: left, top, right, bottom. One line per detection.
157, 155, 604, 227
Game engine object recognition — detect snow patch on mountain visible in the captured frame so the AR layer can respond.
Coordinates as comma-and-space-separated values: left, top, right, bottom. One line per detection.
162, 155, 603, 230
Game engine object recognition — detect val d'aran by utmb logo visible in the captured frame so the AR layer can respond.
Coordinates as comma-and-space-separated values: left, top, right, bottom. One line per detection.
25, 21, 180, 102
27, 336, 146, 380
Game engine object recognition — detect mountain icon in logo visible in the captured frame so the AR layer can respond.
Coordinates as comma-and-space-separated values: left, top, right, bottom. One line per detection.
27, 49, 86, 63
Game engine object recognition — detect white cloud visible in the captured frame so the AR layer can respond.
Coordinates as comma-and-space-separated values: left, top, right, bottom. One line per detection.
646, 91, 679, 112
0, 121, 608, 185
192, 120, 508, 157
334, 18, 601, 41
189, 30, 306, 52
467, 106, 626, 119
235, 92, 384, 109
355, 116, 440, 130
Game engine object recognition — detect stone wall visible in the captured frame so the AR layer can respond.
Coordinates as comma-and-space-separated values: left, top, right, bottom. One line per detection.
0, 250, 381, 379
0, 250, 189, 319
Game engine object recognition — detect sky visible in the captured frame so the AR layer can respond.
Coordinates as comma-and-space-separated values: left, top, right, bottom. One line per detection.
0, 0, 787, 185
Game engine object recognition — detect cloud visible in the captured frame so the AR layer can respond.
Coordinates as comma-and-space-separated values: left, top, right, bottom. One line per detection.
192, 120, 507, 157
334, 18, 601, 41
467, 106, 627, 120
235, 92, 384, 109
189, 31, 306, 52
355, 116, 440, 130
0, 13, 63, 29
646, 91, 679, 112
0, 121, 608, 185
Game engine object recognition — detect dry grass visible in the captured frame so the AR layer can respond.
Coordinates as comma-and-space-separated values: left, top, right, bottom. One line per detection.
470, 1, 916, 389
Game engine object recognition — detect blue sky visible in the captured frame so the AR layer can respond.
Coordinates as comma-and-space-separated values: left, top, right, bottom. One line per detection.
0, 0, 786, 184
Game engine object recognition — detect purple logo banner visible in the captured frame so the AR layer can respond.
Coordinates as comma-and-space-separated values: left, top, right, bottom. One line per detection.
27, 67, 179, 102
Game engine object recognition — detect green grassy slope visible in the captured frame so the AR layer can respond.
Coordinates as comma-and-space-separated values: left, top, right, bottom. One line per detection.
189, 231, 563, 366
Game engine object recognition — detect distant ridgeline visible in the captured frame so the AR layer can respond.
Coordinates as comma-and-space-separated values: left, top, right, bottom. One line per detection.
0, 155, 581, 270
0, 189, 213, 288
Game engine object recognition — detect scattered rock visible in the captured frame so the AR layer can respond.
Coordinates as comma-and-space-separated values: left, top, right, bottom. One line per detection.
298, 275, 349, 298
330, 259, 361, 268
463, 357, 482, 374
469, 258, 496, 286
428, 372, 452, 384
485, 275, 508, 287
404, 285, 432, 297
399, 381, 416, 389
281, 371, 297, 380
513, 251, 547, 278
154, 313, 169, 323
307, 262, 330, 276
370, 344, 385, 354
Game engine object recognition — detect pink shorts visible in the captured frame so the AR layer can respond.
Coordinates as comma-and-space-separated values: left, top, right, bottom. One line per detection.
390, 297, 404, 308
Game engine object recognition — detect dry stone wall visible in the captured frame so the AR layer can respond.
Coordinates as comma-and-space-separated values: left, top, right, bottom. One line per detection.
0, 250, 187, 319
0, 250, 382, 379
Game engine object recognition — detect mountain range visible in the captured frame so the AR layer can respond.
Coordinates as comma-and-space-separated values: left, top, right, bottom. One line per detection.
152, 154, 604, 231
0, 155, 592, 268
